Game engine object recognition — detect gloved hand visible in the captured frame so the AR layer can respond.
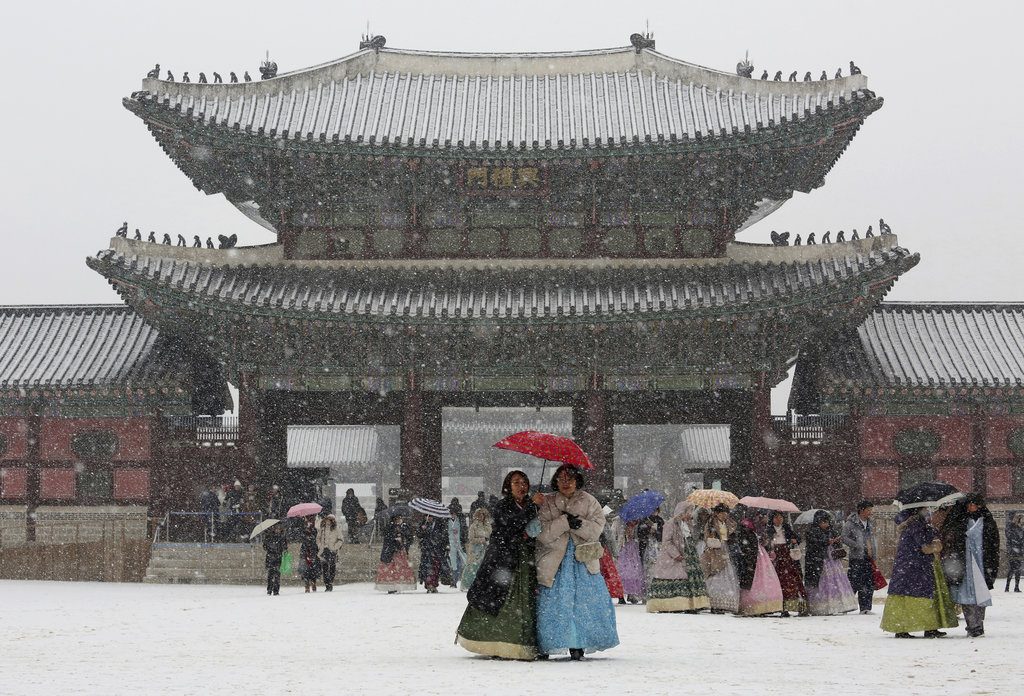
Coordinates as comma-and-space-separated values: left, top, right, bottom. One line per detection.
565, 513, 583, 530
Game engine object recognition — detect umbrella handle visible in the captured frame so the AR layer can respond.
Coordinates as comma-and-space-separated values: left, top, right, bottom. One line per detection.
539, 460, 548, 493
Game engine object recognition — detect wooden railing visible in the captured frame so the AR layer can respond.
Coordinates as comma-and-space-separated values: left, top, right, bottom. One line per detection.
163, 415, 239, 445
771, 414, 848, 443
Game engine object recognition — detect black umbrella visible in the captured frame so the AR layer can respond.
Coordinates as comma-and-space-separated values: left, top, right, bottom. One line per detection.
385, 503, 412, 519
894, 481, 964, 510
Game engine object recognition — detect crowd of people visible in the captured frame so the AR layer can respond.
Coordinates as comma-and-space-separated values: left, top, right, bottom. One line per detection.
251, 473, 1016, 652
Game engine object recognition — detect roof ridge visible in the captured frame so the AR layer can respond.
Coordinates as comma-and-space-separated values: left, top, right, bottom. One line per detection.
878, 301, 1024, 311
0, 303, 132, 313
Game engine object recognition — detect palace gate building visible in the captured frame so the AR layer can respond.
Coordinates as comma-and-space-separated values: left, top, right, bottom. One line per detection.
10, 36, 1020, 542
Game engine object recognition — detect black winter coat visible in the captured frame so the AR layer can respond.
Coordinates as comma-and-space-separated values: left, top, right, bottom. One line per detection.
466, 496, 538, 616
263, 532, 288, 569
941, 504, 1000, 589
380, 519, 413, 564
804, 525, 837, 588
734, 524, 760, 591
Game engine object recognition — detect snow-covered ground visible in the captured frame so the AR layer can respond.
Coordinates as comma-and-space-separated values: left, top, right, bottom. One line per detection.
1, 581, 1020, 695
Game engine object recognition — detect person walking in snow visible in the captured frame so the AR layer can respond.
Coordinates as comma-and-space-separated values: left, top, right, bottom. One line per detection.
317, 514, 343, 591
375, 513, 416, 593
262, 524, 288, 596
300, 515, 321, 592
842, 501, 878, 614
1005, 513, 1024, 593
460, 507, 492, 590
417, 513, 451, 593
341, 489, 363, 543
940, 494, 999, 637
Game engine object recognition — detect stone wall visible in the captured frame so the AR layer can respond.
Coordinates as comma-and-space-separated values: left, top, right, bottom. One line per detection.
33, 506, 148, 544
0, 505, 27, 546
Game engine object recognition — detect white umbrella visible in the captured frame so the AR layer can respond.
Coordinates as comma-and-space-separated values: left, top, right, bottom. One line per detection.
794, 509, 826, 525
409, 497, 451, 518
249, 518, 282, 540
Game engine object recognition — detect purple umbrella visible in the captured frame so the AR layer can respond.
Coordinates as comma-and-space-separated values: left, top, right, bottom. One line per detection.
619, 489, 666, 523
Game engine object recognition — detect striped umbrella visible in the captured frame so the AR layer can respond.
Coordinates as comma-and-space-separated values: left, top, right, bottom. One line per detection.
409, 497, 451, 518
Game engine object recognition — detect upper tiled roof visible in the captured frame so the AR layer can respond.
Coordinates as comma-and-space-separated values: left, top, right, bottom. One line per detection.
130, 45, 878, 153
812, 303, 1024, 390
88, 237, 917, 324
0, 305, 183, 389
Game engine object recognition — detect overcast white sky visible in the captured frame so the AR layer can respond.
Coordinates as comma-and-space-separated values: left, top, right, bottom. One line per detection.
1, 1, 1021, 412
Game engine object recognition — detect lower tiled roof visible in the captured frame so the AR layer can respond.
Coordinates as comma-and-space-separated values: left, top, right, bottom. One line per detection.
809, 302, 1024, 392
0, 305, 184, 390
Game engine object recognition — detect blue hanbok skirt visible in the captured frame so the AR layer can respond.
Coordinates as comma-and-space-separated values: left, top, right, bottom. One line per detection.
537, 538, 619, 655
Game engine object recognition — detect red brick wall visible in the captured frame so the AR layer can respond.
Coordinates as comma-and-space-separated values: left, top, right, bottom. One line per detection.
40, 418, 151, 462
986, 466, 1012, 498
984, 416, 1024, 461
0, 467, 28, 498
40, 468, 76, 500
0, 418, 29, 460
936, 466, 974, 492
861, 466, 898, 499
113, 468, 150, 502
859, 416, 972, 460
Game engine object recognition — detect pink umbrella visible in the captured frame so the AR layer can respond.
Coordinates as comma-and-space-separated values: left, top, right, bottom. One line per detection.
738, 496, 800, 513
286, 502, 323, 518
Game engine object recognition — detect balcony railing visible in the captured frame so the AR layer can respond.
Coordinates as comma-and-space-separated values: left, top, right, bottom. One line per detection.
771, 414, 847, 443
163, 415, 239, 446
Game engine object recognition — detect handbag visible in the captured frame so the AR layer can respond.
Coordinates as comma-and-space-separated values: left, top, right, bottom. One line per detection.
706, 537, 723, 549
280, 550, 293, 574
832, 547, 847, 560
870, 558, 887, 590
574, 541, 604, 563
700, 548, 726, 577
789, 547, 803, 561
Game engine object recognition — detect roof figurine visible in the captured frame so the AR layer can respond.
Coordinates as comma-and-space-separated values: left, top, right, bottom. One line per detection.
115, 221, 128, 237
166, 70, 174, 82
836, 230, 845, 242
359, 34, 387, 51
769, 230, 790, 246
736, 52, 754, 78
761, 69, 769, 80
629, 31, 655, 53
146, 64, 160, 79
147, 231, 156, 243
806, 232, 816, 245
205, 237, 214, 249
198, 72, 208, 83
162, 233, 172, 245
193, 235, 202, 248
213, 72, 223, 83
182, 71, 189, 82
774, 70, 782, 80
789, 70, 798, 81
851, 229, 859, 240
880, 218, 892, 235
133, 228, 141, 240
217, 234, 238, 249
229, 71, 238, 83
821, 231, 831, 244
835, 67, 842, 79
259, 52, 278, 80
794, 234, 802, 246
243, 71, 251, 82
803, 71, 812, 81
865, 225, 874, 238
850, 60, 862, 75
820, 70, 828, 80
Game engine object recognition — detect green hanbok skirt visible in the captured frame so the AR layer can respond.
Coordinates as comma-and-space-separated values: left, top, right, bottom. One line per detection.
880, 557, 959, 634
456, 543, 537, 660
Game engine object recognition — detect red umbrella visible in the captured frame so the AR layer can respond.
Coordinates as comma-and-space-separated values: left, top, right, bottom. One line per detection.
493, 431, 593, 470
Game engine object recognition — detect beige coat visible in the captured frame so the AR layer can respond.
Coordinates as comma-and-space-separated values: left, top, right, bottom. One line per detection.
535, 490, 606, 588
317, 521, 343, 557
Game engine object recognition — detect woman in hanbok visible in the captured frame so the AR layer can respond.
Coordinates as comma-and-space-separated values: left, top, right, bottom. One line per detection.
804, 511, 858, 615
880, 508, 957, 638
300, 515, 321, 593
447, 499, 468, 587
460, 507, 492, 590
941, 494, 999, 637
702, 504, 741, 614
417, 514, 451, 593
457, 470, 540, 660
616, 519, 646, 603
375, 514, 416, 593
647, 501, 710, 613
764, 511, 808, 616
534, 464, 619, 660
735, 516, 783, 616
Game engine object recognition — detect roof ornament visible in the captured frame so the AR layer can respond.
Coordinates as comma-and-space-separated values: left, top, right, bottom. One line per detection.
146, 64, 160, 79
849, 60, 862, 75
773, 71, 782, 81
760, 69, 768, 80
206, 237, 215, 249
736, 51, 754, 78
851, 229, 859, 240
788, 71, 797, 81
769, 230, 790, 246
193, 235, 203, 248
176, 234, 187, 246
162, 233, 172, 245
218, 234, 238, 249
629, 31, 655, 54
230, 71, 238, 83
213, 72, 223, 84
821, 231, 831, 244
836, 230, 845, 242
819, 70, 828, 81
803, 71, 812, 82
148, 231, 156, 243
198, 72, 208, 83
806, 232, 816, 245
244, 71, 252, 82
793, 234, 802, 246
879, 218, 892, 236
835, 67, 842, 79
134, 229, 142, 241
259, 51, 278, 80
864, 225, 874, 238
166, 70, 175, 82
115, 221, 128, 238
360, 34, 387, 51
182, 72, 190, 83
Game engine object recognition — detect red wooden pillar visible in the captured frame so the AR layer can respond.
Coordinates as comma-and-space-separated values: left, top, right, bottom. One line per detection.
972, 404, 986, 494
574, 387, 613, 494
401, 387, 442, 500
749, 375, 772, 495
25, 407, 42, 542
237, 372, 261, 486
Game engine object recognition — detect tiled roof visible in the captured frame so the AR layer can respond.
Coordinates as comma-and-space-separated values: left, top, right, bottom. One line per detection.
0, 305, 183, 389
88, 238, 918, 324
130, 46, 878, 152
814, 303, 1024, 390
287, 425, 380, 467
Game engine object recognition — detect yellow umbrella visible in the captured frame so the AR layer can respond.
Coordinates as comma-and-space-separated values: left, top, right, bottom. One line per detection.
686, 489, 739, 509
